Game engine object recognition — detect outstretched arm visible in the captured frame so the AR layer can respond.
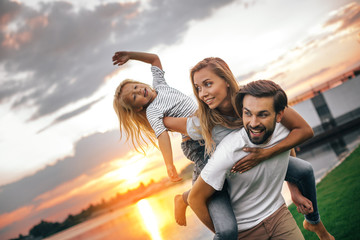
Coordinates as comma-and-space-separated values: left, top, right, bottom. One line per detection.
232, 107, 313, 172
158, 131, 182, 182
188, 176, 216, 233
112, 51, 162, 69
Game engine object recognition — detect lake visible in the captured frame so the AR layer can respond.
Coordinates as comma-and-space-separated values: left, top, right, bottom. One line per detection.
45, 128, 360, 240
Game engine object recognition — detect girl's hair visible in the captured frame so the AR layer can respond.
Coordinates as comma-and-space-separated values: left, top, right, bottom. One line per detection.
190, 57, 243, 154
113, 79, 157, 153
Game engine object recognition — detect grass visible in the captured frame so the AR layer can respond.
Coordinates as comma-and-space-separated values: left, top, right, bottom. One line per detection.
288, 145, 360, 239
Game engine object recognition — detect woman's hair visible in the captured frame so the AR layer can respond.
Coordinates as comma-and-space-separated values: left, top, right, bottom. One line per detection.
190, 57, 243, 154
113, 79, 157, 153
235, 80, 288, 117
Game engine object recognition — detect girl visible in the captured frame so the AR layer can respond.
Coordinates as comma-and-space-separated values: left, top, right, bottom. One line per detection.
165, 57, 333, 240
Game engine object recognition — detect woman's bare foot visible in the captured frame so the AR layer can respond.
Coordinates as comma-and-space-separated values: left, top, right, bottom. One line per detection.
174, 194, 188, 226
303, 220, 335, 240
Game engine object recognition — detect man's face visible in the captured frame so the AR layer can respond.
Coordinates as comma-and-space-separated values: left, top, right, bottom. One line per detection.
242, 95, 283, 145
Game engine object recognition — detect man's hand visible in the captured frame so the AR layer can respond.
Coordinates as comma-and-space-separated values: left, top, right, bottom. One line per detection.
112, 51, 130, 66
167, 164, 183, 182
287, 182, 313, 215
231, 147, 272, 173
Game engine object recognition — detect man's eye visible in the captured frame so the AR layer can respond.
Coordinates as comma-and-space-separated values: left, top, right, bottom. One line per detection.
258, 113, 268, 118
244, 111, 251, 116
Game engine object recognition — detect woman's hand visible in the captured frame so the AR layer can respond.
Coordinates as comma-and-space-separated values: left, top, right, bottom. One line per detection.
231, 147, 273, 173
112, 51, 130, 66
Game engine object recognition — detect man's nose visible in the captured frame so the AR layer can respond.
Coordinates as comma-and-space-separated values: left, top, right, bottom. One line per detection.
249, 116, 260, 128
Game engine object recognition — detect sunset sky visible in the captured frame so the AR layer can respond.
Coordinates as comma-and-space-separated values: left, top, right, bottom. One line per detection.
1, 0, 360, 238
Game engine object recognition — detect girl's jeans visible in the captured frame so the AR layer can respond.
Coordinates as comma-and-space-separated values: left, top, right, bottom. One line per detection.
181, 140, 319, 240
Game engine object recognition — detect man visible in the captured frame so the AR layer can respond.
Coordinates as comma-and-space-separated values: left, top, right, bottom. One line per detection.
188, 80, 304, 239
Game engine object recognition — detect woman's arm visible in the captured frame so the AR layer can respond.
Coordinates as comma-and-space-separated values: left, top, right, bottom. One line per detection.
112, 51, 162, 69
163, 117, 188, 135
232, 107, 313, 172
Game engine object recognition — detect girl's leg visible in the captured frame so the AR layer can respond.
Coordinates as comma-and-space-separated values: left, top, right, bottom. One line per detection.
207, 182, 238, 240
286, 157, 334, 240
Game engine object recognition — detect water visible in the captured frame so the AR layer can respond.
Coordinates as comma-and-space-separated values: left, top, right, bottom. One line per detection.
45, 129, 360, 240
45, 181, 213, 240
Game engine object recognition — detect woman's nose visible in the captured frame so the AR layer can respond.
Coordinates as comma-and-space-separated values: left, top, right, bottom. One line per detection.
199, 88, 207, 99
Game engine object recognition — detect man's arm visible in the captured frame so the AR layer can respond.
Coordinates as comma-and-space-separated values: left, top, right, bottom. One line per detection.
188, 176, 216, 233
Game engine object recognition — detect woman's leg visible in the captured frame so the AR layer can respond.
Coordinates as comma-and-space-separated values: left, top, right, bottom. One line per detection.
178, 140, 238, 239
207, 182, 238, 240
285, 156, 319, 224
286, 156, 334, 240
175, 140, 208, 226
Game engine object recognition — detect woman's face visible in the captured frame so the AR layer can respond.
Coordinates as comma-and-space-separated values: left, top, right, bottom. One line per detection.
193, 67, 232, 113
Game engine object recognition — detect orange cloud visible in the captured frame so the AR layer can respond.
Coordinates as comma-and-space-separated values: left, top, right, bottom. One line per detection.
2, 31, 32, 49
0, 205, 34, 229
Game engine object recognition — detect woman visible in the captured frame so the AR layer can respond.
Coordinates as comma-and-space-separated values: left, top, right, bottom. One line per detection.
165, 57, 333, 240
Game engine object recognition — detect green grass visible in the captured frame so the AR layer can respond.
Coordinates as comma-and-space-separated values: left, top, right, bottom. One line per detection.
289, 145, 360, 239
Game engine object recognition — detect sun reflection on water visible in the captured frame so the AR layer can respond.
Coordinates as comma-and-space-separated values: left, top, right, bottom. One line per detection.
137, 199, 163, 240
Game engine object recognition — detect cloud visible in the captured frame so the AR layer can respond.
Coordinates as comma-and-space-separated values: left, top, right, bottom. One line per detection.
324, 2, 360, 31
0, 129, 128, 215
0, 0, 237, 121
37, 96, 104, 133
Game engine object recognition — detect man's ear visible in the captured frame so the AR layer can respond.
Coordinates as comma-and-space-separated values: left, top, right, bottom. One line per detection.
135, 106, 143, 112
276, 110, 284, 123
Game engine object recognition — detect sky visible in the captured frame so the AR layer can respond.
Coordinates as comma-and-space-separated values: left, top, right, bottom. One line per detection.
0, 0, 360, 238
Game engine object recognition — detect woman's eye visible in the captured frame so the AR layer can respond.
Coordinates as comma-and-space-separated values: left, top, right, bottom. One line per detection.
205, 82, 212, 87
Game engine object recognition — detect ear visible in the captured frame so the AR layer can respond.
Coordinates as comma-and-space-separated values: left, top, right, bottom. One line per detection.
135, 106, 143, 112
275, 110, 284, 123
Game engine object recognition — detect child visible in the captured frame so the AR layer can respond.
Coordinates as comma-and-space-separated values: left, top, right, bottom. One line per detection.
112, 51, 197, 182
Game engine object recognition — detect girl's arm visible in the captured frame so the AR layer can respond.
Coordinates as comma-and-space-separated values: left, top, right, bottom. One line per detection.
112, 51, 162, 69
232, 107, 313, 172
158, 131, 182, 182
163, 117, 188, 135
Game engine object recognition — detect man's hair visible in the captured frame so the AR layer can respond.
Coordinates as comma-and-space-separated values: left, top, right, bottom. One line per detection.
235, 80, 288, 117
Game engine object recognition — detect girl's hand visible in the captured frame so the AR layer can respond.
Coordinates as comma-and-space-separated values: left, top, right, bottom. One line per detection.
231, 147, 272, 173
167, 164, 183, 182
112, 51, 130, 66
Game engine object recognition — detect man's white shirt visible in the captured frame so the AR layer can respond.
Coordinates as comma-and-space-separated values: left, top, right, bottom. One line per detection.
200, 123, 290, 231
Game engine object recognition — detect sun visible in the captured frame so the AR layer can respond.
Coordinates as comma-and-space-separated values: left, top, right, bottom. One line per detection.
105, 155, 147, 185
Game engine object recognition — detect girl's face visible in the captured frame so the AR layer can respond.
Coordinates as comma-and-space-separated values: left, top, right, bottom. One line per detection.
121, 82, 156, 111
193, 67, 232, 113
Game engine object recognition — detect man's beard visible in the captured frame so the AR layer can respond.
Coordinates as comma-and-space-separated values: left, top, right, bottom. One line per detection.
245, 119, 276, 145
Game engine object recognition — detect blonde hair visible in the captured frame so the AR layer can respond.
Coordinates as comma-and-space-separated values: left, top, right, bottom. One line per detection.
190, 57, 243, 154
113, 79, 157, 153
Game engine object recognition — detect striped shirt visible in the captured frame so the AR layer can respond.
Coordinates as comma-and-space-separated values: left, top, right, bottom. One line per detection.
147, 66, 197, 138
